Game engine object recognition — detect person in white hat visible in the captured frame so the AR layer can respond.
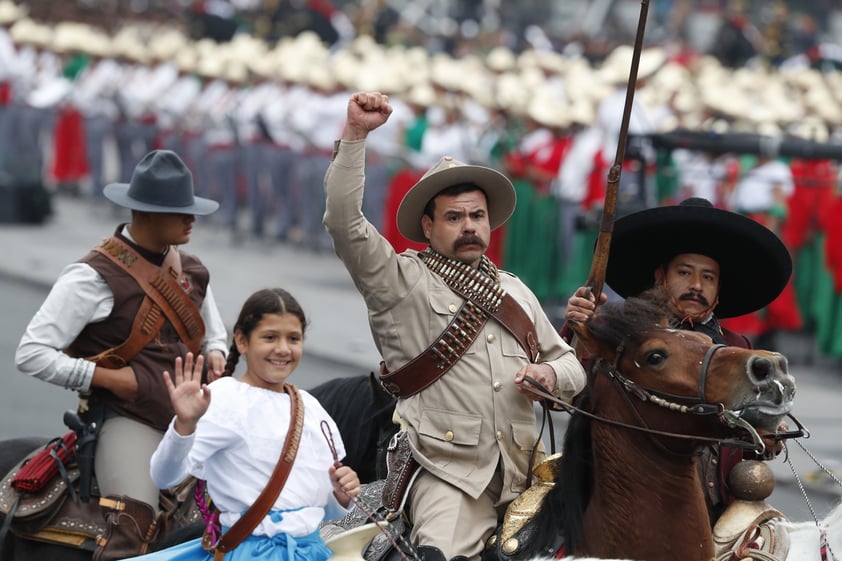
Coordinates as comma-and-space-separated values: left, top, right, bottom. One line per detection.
323, 92, 586, 561
16, 150, 228, 559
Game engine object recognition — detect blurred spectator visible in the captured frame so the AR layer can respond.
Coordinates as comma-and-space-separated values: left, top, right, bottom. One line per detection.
708, 0, 763, 68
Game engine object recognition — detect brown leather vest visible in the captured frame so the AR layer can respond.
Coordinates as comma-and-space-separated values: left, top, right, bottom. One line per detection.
68, 235, 210, 431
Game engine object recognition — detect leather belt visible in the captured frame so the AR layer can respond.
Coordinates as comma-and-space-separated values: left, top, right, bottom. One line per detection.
379, 293, 539, 398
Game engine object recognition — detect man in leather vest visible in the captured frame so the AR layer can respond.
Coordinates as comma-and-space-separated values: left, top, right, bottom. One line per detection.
15, 149, 228, 559
323, 91, 587, 561
563, 196, 793, 523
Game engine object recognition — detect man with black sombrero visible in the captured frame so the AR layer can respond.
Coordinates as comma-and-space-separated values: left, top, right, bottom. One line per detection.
16, 149, 228, 559
323, 92, 587, 561
565, 196, 792, 347
563, 196, 793, 523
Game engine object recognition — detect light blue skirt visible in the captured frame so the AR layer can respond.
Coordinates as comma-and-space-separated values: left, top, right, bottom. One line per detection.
125, 529, 331, 561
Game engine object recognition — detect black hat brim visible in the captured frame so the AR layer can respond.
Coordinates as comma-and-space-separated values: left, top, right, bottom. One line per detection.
605, 204, 792, 318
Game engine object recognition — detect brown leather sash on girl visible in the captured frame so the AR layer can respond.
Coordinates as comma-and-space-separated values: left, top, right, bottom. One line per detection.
204, 384, 304, 561
379, 250, 539, 398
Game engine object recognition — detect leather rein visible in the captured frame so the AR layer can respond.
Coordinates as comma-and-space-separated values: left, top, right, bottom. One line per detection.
527, 342, 807, 455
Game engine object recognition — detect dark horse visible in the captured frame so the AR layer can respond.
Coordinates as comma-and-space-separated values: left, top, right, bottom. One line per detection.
0, 372, 397, 561
309, 371, 398, 483
498, 292, 796, 561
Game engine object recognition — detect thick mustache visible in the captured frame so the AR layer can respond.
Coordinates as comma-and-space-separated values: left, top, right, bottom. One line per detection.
455, 235, 486, 249
679, 293, 708, 306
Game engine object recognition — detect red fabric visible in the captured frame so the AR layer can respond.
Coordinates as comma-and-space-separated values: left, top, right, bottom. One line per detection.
583, 150, 608, 210
12, 431, 77, 493
505, 134, 571, 195
382, 168, 427, 254
0, 81, 11, 105
783, 159, 836, 250
721, 211, 803, 335
50, 106, 89, 182
720, 313, 765, 338
825, 195, 842, 291
308, 0, 337, 18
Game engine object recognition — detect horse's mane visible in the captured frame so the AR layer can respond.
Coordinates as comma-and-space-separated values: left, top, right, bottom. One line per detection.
583, 287, 675, 350
516, 289, 674, 557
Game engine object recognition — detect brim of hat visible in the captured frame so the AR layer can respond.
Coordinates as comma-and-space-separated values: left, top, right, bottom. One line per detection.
605, 204, 792, 318
323, 522, 385, 561
103, 183, 219, 216
396, 165, 516, 243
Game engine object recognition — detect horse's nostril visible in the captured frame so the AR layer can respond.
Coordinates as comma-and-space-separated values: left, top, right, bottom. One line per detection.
749, 356, 772, 381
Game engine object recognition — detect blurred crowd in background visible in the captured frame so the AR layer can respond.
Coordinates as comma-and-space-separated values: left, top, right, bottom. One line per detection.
2, 0, 842, 362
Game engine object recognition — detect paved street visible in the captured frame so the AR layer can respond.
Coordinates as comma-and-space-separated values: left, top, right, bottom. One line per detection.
1, 193, 840, 522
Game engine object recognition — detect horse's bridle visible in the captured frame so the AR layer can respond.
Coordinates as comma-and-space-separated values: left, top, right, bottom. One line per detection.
525, 341, 807, 455
601, 342, 725, 416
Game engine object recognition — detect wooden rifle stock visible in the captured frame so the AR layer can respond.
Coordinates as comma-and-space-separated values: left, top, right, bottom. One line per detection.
584, 0, 652, 303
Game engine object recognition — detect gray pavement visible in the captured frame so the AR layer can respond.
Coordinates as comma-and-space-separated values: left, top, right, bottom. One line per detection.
0, 194, 383, 372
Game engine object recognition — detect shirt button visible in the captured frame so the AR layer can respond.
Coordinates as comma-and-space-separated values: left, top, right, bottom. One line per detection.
495, 431, 503, 441
711, 458, 718, 465
448, 304, 457, 313
487, 334, 496, 343
708, 481, 715, 488
493, 382, 502, 392
444, 430, 454, 442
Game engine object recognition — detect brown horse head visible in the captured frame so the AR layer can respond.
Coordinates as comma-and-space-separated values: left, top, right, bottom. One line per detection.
561, 289, 796, 561
569, 290, 795, 442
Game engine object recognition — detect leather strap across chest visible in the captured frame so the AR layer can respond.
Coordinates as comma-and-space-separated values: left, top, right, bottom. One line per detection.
211, 384, 304, 560
379, 250, 539, 398
86, 236, 204, 366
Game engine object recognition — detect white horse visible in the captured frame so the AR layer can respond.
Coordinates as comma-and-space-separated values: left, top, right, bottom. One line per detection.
782, 500, 842, 560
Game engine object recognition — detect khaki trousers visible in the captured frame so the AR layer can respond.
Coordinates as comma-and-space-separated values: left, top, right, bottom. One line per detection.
95, 416, 164, 511
407, 468, 506, 561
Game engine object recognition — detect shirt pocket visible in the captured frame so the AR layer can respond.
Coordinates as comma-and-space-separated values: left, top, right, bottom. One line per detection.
511, 418, 541, 452
417, 408, 483, 469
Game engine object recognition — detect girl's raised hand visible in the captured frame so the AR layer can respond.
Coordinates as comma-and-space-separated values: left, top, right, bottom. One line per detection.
163, 352, 211, 435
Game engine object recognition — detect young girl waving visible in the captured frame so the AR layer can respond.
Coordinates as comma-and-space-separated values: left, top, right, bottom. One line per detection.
129, 288, 360, 561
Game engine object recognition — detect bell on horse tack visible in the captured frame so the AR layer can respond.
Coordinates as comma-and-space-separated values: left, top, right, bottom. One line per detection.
713, 461, 790, 561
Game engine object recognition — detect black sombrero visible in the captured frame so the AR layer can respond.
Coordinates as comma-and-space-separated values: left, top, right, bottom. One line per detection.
605, 198, 792, 318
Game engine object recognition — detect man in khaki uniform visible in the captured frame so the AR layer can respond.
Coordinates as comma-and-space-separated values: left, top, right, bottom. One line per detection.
323, 92, 587, 561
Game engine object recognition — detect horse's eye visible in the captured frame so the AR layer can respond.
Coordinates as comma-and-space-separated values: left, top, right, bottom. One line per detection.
646, 352, 667, 365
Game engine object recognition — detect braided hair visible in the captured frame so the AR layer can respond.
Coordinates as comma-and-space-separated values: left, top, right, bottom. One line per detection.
222, 288, 308, 376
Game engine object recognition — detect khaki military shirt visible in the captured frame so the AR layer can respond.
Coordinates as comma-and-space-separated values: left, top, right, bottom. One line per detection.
324, 140, 586, 500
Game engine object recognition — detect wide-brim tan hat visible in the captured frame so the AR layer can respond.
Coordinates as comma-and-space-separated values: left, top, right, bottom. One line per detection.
0, 0, 25, 24
396, 156, 516, 243
323, 522, 385, 561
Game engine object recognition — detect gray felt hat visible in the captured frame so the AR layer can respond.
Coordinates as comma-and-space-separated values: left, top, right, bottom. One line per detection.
103, 150, 219, 215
